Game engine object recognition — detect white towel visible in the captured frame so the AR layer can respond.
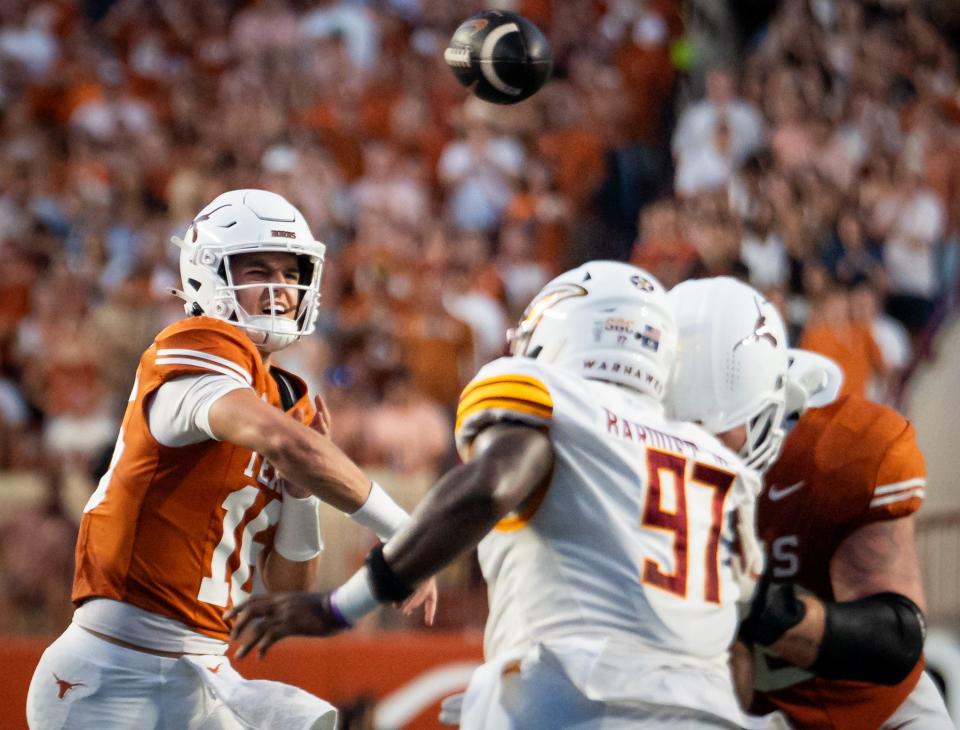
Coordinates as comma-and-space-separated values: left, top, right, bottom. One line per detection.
181, 655, 338, 730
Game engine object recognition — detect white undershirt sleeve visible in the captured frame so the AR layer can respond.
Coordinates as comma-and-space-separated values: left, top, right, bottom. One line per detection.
148, 374, 251, 447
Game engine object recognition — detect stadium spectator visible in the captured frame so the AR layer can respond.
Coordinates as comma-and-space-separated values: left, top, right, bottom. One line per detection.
494, 221, 551, 319
438, 118, 525, 233
0, 350, 29, 468
849, 277, 912, 405
630, 199, 699, 288
800, 286, 887, 399
443, 254, 511, 371
882, 161, 946, 334
820, 208, 882, 287
740, 197, 788, 290
363, 367, 450, 477
0, 475, 75, 635
672, 66, 765, 171
675, 111, 737, 197
396, 265, 474, 406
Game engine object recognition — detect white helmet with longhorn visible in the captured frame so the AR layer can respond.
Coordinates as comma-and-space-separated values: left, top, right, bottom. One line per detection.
667, 277, 789, 472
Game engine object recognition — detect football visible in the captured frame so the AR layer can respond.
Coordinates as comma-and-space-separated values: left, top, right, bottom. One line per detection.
444, 10, 553, 105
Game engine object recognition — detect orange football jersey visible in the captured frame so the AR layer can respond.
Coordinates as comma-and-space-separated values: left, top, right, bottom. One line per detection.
73, 316, 314, 642
752, 395, 926, 729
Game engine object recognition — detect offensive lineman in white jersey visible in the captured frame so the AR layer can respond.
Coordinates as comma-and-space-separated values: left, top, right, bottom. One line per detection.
229, 261, 766, 728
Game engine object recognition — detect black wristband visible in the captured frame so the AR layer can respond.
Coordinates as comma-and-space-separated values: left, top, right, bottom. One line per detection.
739, 578, 808, 646
365, 543, 415, 604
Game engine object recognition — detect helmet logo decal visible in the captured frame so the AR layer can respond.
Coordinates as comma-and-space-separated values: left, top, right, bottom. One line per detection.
271, 230, 296, 239
466, 17, 489, 35
509, 283, 587, 355
630, 274, 655, 292
603, 317, 632, 345
189, 204, 231, 241
639, 324, 661, 352
597, 317, 660, 350
734, 297, 779, 350
191, 212, 212, 242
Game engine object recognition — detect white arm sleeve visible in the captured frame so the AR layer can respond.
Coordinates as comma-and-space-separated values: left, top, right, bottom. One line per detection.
148, 374, 251, 447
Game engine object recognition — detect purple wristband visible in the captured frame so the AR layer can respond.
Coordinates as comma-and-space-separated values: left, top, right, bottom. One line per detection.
327, 594, 353, 628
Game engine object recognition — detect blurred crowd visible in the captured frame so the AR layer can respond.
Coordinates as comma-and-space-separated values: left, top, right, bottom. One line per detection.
0, 0, 958, 634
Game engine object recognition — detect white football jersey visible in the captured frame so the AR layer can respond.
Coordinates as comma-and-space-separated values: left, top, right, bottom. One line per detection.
455, 356, 761, 718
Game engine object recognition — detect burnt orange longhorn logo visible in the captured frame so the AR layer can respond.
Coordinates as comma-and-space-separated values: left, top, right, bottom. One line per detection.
466, 18, 489, 34
52, 672, 86, 699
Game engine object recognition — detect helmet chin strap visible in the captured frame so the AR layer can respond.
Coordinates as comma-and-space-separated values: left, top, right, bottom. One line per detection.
241, 315, 300, 353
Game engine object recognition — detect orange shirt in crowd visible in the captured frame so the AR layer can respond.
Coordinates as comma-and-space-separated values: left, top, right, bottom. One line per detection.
799, 322, 886, 399
397, 308, 474, 407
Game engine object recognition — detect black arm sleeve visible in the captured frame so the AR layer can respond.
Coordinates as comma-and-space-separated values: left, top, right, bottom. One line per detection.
740, 579, 926, 686
812, 592, 926, 685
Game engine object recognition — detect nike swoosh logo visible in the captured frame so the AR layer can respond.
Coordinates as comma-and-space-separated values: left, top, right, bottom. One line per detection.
768, 481, 805, 501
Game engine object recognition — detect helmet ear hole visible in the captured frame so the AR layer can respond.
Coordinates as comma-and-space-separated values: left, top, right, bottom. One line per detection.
296, 255, 312, 286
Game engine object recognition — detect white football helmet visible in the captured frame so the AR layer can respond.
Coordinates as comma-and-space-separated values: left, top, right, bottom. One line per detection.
507, 261, 677, 400
173, 189, 326, 353
667, 277, 789, 472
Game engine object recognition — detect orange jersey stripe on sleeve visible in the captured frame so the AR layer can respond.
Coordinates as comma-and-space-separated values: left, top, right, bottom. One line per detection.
867, 422, 926, 521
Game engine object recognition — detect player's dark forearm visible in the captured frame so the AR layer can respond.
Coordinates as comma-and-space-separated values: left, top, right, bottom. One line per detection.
383, 461, 505, 584
384, 424, 553, 587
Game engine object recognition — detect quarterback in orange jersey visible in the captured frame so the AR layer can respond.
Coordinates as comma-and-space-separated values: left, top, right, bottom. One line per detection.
737, 350, 953, 729
26, 190, 435, 730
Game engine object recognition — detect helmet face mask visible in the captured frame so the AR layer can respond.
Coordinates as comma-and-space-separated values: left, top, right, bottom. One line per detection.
174, 190, 326, 353
507, 262, 677, 401
220, 250, 322, 350
741, 397, 785, 471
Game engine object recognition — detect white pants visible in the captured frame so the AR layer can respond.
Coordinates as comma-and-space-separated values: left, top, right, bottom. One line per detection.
883, 671, 955, 729
26, 623, 336, 730
460, 647, 740, 730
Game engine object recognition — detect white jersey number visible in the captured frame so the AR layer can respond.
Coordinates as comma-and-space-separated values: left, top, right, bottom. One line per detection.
771, 535, 800, 578
641, 448, 736, 604
197, 451, 282, 608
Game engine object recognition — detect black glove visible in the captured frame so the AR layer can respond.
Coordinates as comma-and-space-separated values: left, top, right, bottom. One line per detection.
739, 573, 808, 646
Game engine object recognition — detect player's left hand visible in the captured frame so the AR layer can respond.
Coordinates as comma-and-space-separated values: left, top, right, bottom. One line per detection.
225, 592, 343, 659
309, 394, 332, 436
402, 576, 438, 626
